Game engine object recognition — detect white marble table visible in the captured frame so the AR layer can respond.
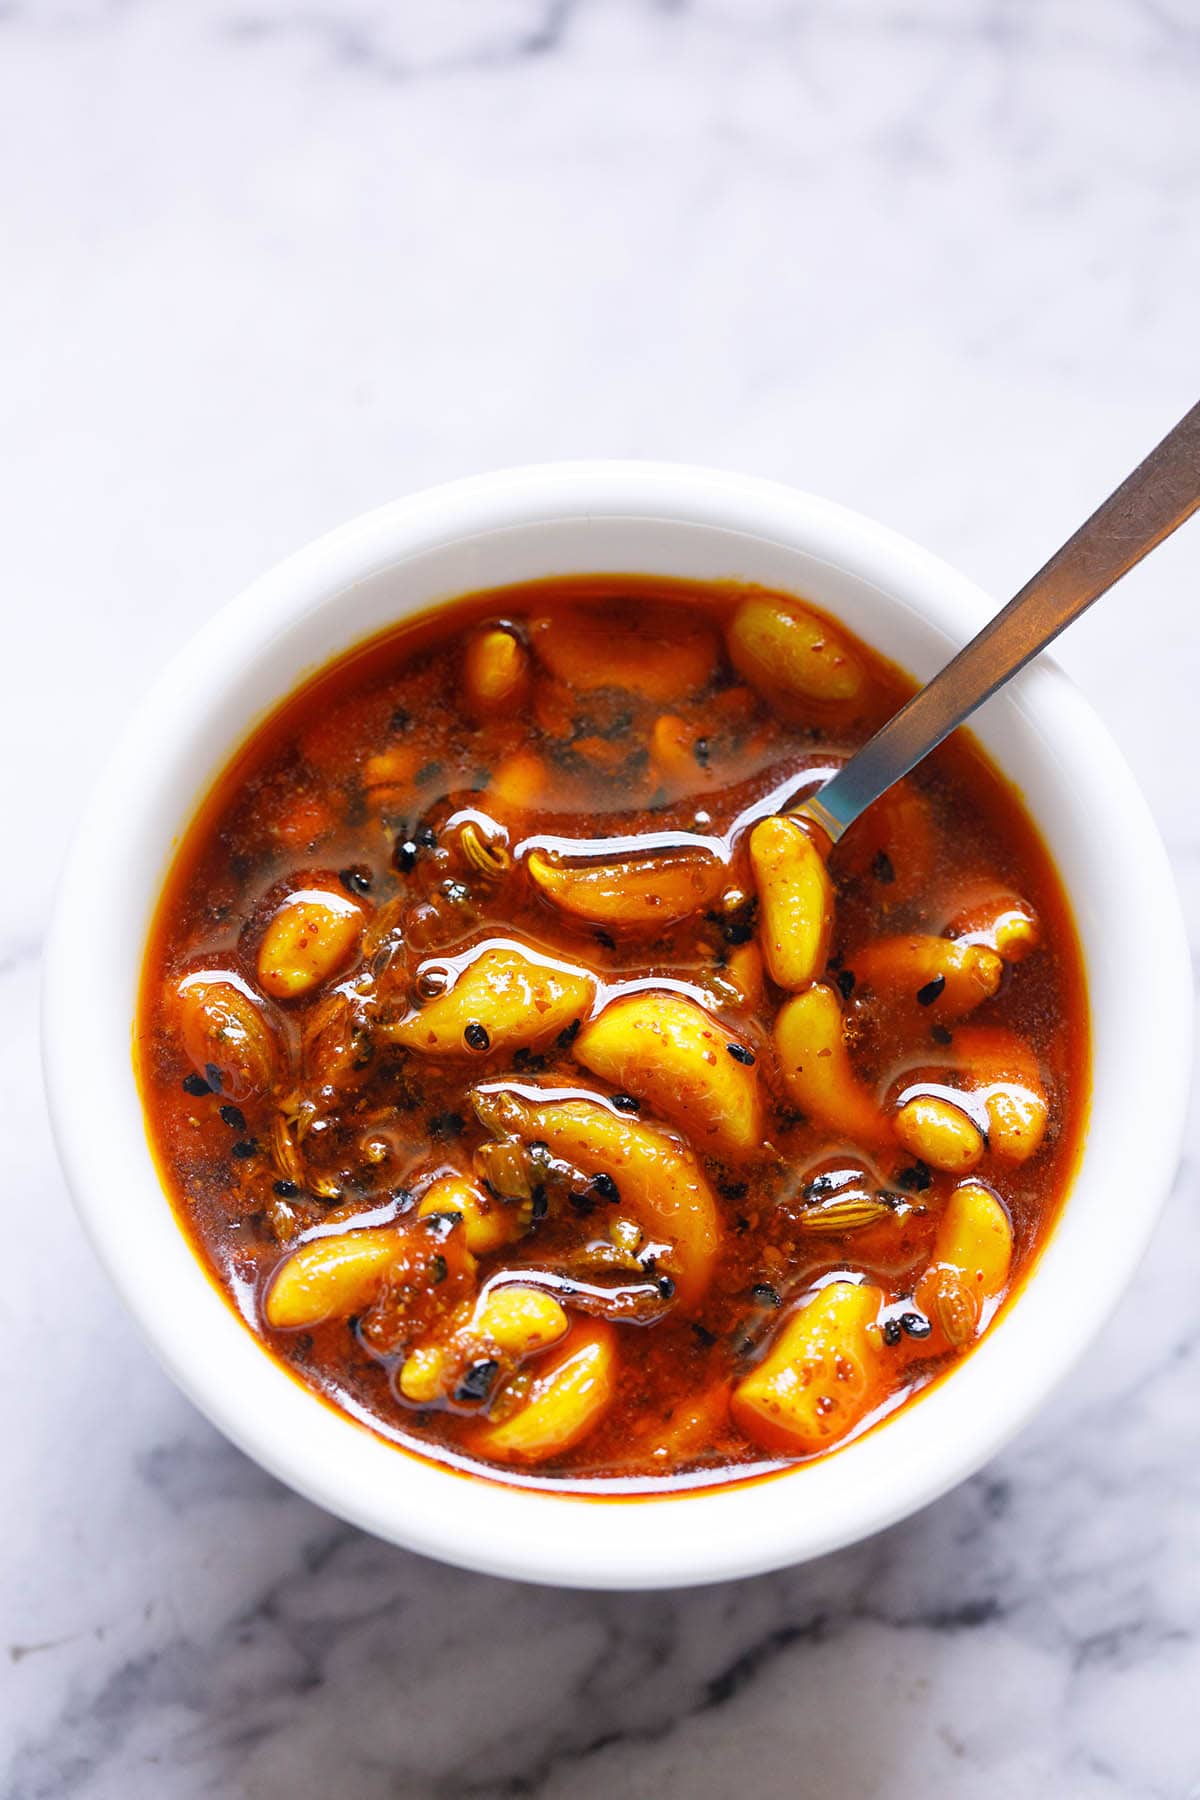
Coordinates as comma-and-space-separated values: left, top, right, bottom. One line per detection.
5, 2, 1200, 1794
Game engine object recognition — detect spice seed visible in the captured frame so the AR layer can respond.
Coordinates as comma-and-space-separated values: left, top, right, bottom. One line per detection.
181, 1072, 210, 1097
612, 1092, 640, 1113
752, 1283, 781, 1307
273, 1179, 300, 1198
423, 1209, 464, 1230
231, 1139, 258, 1160
464, 1021, 491, 1052
455, 1359, 500, 1403
900, 1310, 932, 1339
726, 1042, 756, 1065
591, 1172, 620, 1203
898, 1162, 933, 1193
917, 974, 947, 1007
219, 1103, 247, 1131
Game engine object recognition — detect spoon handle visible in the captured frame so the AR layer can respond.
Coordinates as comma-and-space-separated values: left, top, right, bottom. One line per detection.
801, 398, 1200, 843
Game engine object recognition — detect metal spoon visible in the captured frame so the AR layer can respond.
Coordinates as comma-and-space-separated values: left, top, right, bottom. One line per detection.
796, 399, 1200, 845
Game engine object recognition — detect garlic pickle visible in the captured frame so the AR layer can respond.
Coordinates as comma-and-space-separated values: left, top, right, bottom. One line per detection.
138, 572, 1086, 1488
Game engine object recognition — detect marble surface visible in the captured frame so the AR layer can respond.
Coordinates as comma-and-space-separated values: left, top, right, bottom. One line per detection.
5, 1, 1200, 1794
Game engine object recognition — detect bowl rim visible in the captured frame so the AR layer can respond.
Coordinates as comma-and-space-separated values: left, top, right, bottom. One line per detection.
42, 460, 1193, 1589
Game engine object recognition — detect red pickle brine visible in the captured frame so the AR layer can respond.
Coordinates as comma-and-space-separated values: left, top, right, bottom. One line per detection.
136, 576, 1089, 1490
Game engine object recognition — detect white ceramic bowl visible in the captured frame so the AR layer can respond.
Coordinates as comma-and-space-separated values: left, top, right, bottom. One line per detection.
43, 463, 1192, 1589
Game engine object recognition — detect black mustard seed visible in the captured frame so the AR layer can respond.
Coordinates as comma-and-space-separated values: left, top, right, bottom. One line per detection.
455, 1360, 500, 1404
897, 1162, 933, 1193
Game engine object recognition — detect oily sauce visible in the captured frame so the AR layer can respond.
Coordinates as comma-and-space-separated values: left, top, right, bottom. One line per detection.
136, 577, 1089, 1489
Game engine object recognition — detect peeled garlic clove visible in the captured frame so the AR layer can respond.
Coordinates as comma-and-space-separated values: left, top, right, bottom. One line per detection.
469, 1320, 617, 1464
774, 984, 892, 1148
847, 935, 1004, 1018
385, 945, 594, 1058
257, 889, 365, 1000
749, 814, 834, 991
574, 989, 763, 1156
464, 625, 530, 716
727, 595, 865, 708
530, 603, 718, 701
175, 973, 281, 1100
731, 1281, 886, 1456
265, 1226, 404, 1329
471, 1085, 720, 1311
526, 846, 725, 930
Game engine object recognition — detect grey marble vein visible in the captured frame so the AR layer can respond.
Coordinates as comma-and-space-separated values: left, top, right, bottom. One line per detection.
3, 0, 1200, 1794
